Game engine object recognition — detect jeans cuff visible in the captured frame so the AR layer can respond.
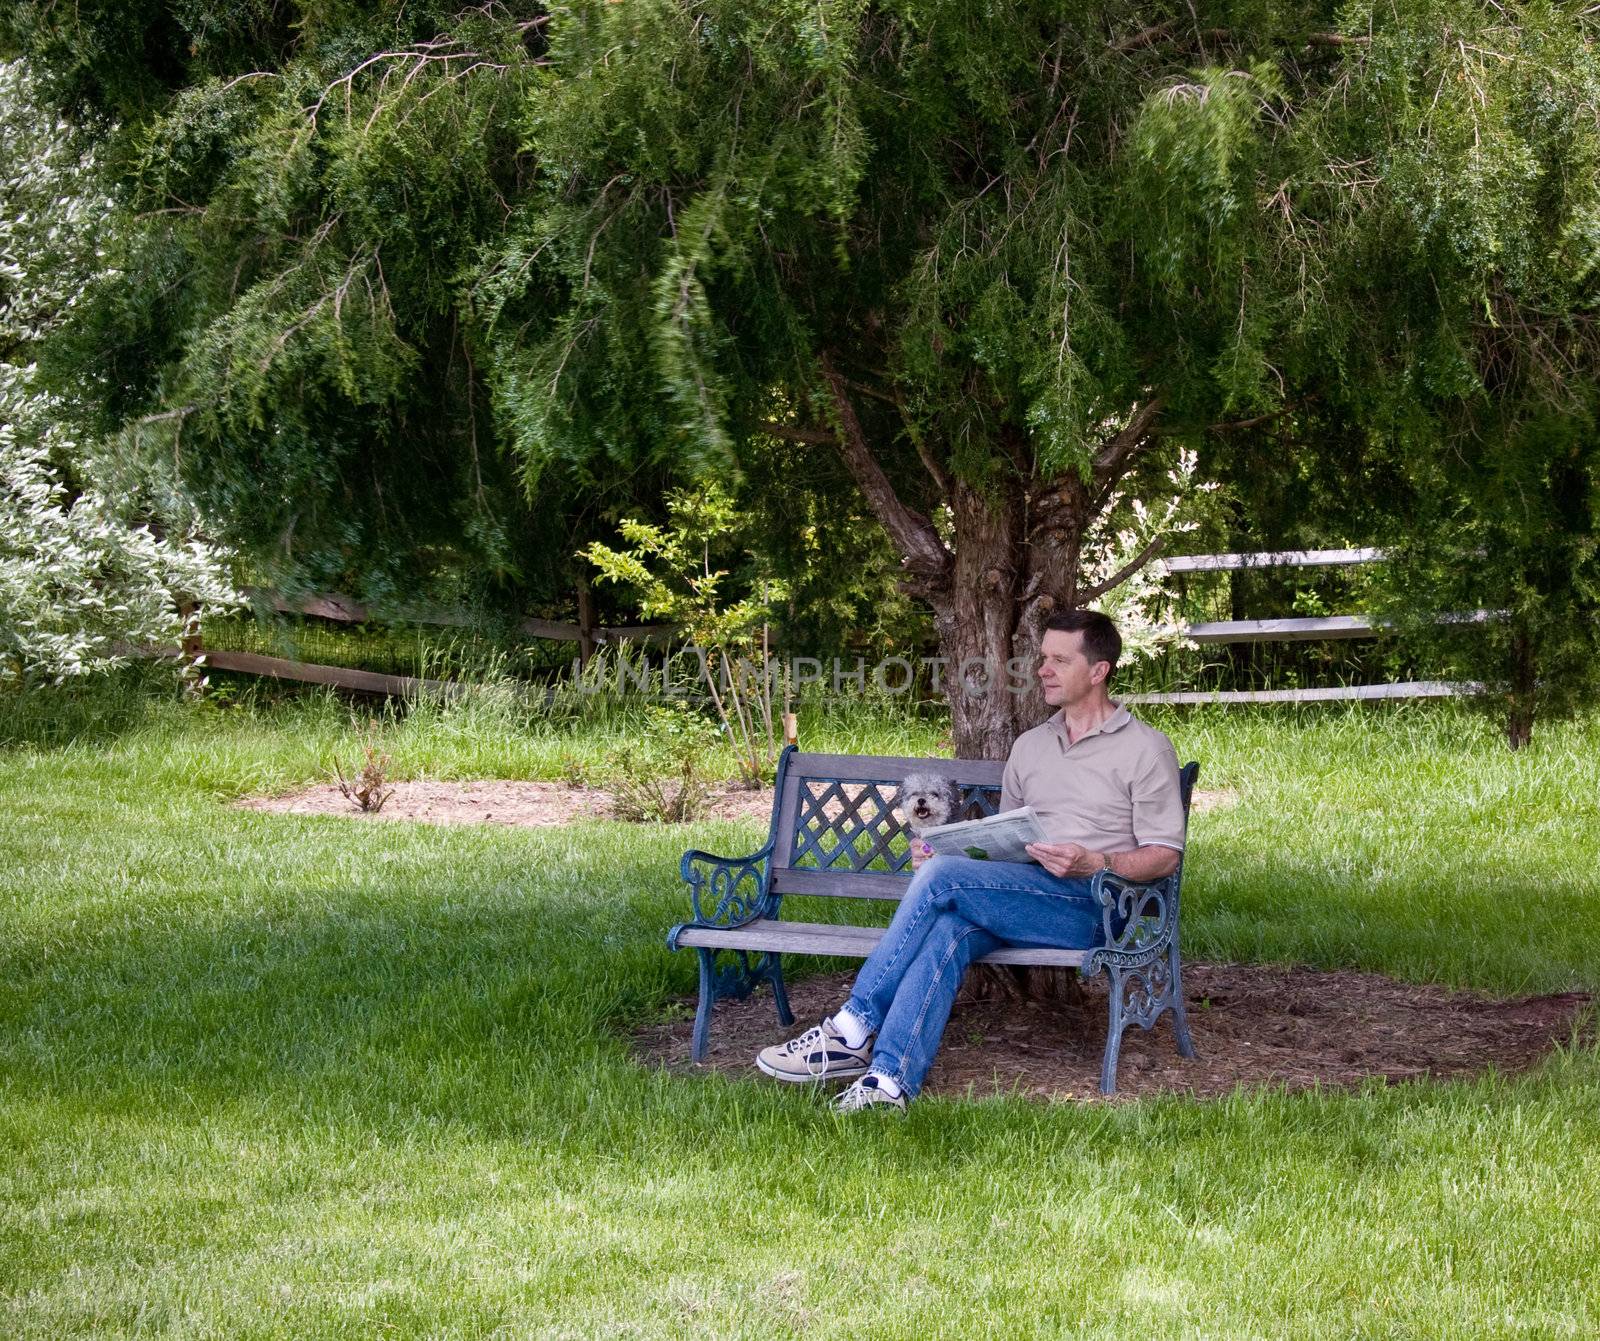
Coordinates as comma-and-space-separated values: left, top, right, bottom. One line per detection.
869, 1055, 916, 1098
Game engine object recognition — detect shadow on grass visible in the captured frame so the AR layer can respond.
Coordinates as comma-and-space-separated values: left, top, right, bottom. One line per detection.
0, 865, 702, 1140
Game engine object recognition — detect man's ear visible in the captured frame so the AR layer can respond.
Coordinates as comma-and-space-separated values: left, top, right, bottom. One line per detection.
1089, 659, 1111, 686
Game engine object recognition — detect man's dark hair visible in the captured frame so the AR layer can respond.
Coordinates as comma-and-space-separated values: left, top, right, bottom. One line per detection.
1043, 609, 1122, 674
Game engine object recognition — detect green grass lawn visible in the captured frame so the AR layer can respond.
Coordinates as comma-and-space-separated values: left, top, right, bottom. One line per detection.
2, 687, 1598, 1338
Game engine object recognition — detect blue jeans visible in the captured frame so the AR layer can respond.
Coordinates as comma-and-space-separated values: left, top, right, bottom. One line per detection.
843, 855, 1105, 1098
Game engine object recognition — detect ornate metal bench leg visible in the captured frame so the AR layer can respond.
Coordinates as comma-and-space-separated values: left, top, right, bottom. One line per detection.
1168, 941, 1197, 1060
690, 947, 717, 1062
1099, 965, 1127, 1096
769, 952, 795, 1029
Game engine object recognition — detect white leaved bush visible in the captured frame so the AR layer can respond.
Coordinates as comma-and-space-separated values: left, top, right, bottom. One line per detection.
1, 366, 239, 684
1084, 445, 1219, 664
1, 60, 239, 685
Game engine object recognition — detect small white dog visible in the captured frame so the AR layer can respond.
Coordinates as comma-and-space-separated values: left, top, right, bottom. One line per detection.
890, 772, 961, 858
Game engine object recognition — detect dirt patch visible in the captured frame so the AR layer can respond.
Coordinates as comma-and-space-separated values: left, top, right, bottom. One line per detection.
236, 780, 1236, 829
634, 963, 1591, 1103
235, 778, 774, 826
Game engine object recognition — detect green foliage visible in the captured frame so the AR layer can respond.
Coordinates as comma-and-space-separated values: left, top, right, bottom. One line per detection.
606, 701, 722, 823
7, 4, 595, 609
584, 482, 787, 781
10, 1, 1600, 739
583, 482, 785, 648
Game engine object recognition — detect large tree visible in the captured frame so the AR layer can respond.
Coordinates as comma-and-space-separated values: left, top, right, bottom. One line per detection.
10, 2, 1600, 748
482, 0, 1600, 754
1, 2, 609, 613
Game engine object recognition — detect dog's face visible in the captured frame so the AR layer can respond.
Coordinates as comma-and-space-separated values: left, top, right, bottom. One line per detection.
891, 771, 960, 834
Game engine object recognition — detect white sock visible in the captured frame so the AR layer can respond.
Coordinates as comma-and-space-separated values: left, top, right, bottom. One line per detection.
829, 1007, 872, 1049
867, 1069, 903, 1098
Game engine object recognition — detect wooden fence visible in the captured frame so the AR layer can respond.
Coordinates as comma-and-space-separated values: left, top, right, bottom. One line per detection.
183, 548, 1479, 705
1123, 547, 1482, 706
179, 590, 674, 698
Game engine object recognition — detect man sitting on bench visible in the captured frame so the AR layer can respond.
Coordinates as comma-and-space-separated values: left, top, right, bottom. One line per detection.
754, 609, 1186, 1112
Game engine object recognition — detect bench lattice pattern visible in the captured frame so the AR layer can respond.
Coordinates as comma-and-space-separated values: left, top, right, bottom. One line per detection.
788, 780, 1001, 874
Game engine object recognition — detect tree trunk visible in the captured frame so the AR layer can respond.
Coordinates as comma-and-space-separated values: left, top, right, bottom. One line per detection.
814, 378, 1163, 1003
957, 964, 1089, 1009
575, 575, 597, 668
937, 475, 1028, 759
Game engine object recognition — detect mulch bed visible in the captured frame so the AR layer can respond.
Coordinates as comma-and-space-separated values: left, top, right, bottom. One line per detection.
634, 963, 1592, 1103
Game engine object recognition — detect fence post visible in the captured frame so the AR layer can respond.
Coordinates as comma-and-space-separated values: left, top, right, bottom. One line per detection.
576, 576, 597, 668
177, 599, 205, 695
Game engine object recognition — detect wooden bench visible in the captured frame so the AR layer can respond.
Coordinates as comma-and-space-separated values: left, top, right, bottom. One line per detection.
668, 747, 1199, 1094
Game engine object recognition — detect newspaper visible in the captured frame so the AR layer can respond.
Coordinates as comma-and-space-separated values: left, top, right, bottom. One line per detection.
918, 806, 1048, 864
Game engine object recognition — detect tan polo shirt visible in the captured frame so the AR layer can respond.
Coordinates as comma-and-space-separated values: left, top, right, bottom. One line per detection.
1000, 704, 1186, 852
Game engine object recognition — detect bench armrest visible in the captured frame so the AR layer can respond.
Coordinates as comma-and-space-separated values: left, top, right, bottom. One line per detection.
675, 840, 777, 931
1084, 868, 1181, 973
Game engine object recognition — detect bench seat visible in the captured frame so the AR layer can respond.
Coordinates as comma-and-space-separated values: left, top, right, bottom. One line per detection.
674, 918, 1091, 967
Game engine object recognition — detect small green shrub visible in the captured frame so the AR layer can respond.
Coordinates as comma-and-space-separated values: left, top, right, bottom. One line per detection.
608, 703, 722, 823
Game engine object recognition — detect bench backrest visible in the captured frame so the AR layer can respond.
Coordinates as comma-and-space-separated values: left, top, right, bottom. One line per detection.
765, 747, 1197, 902
768, 750, 1005, 901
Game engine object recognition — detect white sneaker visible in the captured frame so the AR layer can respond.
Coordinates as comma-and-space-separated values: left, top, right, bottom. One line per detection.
755, 1018, 873, 1083
830, 1074, 908, 1114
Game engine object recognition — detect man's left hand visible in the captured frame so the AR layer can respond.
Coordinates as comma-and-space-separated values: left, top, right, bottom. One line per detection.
1025, 841, 1107, 879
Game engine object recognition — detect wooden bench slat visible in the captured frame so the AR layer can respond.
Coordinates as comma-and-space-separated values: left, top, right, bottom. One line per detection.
782, 752, 1007, 783
770, 868, 909, 900
674, 919, 1089, 968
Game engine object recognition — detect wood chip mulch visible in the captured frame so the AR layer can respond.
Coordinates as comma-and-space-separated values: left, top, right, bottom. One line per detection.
634, 963, 1592, 1103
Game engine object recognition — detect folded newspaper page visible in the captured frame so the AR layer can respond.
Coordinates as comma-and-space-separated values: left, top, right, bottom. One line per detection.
918, 806, 1048, 863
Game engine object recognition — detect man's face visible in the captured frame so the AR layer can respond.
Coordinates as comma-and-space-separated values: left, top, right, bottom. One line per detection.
1037, 628, 1108, 708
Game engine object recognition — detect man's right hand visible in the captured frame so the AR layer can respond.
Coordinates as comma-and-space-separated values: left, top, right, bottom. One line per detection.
909, 838, 934, 870
1026, 841, 1103, 879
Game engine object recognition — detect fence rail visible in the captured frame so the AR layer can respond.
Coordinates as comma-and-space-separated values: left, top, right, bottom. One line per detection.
255, 589, 673, 644
195, 649, 464, 699
1124, 680, 1474, 706
1164, 547, 1386, 573
1149, 545, 1483, 703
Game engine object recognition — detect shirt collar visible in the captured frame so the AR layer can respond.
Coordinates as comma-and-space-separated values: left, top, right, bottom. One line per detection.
1047, 702, 1131, 748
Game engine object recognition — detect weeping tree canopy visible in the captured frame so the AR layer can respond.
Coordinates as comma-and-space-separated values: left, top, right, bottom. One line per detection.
8, 1, 1600, 746
2, 1, 619, 612
475, 0, 1600, 751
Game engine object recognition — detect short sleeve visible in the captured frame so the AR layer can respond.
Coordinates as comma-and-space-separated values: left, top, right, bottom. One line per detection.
1000, 748, 1021, 813
1131, 736, 1186, 850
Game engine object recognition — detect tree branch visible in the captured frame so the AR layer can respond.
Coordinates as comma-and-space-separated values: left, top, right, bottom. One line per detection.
1151, 396, 1314, 437
1078, 536, 1168, 602
820, 354, 952, 585
1111, 22, 1173, 53
1092, 396, 1165, 487
1111, 23, 1368, 55
892, 387, 954, 498
753, 421, 838, 445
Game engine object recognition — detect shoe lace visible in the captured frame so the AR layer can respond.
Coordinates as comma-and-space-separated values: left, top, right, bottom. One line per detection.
834, 1079, 876, 1111
780, 1024, 826, 1057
